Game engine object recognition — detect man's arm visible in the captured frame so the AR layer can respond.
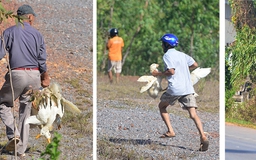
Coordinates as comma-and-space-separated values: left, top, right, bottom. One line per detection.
0, 40, 6, 59
189, 62, 198, 70
152, 68, 175, 77
106, 42, 109, 50
0, 34, 7, 59
38, 37, 50, 88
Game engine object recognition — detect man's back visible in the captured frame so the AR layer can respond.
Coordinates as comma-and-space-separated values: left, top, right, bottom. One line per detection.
163, 48, 195, 95
1, 22, 46, 71
107, 36, 124, 61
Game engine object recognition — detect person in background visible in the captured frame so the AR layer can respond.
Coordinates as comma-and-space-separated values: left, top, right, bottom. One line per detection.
106, 28, 124, 83
152, 33, 209, 151
0, 4, 50, 158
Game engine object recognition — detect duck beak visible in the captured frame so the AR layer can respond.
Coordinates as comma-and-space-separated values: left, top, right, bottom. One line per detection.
36, 134, 41, 139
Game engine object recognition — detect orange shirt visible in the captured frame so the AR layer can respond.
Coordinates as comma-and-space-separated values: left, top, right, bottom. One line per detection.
107, 36, 124, 61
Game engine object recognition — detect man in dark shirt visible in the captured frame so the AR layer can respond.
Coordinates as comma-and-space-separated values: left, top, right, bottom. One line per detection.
0, 4, 50, 157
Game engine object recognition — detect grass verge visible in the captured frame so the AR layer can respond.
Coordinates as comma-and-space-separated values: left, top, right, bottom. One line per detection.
225, 117, 256, 129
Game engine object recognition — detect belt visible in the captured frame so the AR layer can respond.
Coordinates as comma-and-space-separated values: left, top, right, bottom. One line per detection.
13, 67, 39, 70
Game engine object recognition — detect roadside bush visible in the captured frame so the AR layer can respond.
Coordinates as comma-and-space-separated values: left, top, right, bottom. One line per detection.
240, 97, 256, 123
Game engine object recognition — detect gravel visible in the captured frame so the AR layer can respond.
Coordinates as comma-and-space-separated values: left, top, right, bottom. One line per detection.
0, 0, 93, 159
97, 98, 219, 159
0, 0, 220, 159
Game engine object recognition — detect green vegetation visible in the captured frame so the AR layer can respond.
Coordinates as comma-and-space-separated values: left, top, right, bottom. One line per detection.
226, 100, 256, 123
97, 0, 219, 76
226, 118, 256, 129
0, 1, 16, 23
39, 132, 62, 160
225, 0, 256, 127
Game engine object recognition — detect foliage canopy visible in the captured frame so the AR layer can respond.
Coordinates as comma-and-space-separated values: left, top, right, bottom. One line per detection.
226, 0, 256, 123
227, 0, 256, 85
97, 0, 219, 76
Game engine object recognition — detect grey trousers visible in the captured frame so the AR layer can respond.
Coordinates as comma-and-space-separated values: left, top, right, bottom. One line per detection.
0, 70, 41, 154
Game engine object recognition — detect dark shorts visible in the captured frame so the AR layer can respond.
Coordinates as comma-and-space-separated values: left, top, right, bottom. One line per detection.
160, 92, 198, 108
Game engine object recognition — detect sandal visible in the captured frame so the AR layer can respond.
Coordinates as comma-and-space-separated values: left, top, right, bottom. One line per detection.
5, 137, 20, 151
199, 139, 209, 151
159, 132, 176, 138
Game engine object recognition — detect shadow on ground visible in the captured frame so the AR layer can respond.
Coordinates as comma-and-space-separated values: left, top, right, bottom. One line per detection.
109, 137, 195, 151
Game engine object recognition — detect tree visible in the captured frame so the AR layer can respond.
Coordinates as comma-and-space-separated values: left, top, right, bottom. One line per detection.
97, 0, 219, 76
228, 0, 256, 85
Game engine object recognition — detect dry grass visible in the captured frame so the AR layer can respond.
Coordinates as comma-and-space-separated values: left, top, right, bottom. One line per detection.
97, 139, 144, 160
63, 111, 93, 135
226, 96, 256, 127
97, 72, 219, 113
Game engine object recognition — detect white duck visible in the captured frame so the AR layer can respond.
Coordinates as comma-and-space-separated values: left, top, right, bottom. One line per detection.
25, 83, 81, 143
190, 67, 211, 85
137, 63, 211, 98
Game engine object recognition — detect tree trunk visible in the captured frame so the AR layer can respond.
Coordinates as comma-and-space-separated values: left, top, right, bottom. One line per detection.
190, 31, 194, 57
122, 0, 148, 67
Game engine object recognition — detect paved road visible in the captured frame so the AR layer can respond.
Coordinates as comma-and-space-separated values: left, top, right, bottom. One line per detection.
225, 124, 256, 160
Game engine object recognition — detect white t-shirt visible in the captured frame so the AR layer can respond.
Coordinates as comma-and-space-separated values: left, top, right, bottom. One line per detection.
163, 48, 195, 95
